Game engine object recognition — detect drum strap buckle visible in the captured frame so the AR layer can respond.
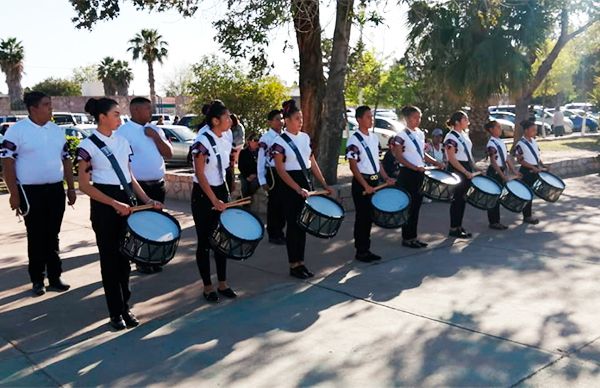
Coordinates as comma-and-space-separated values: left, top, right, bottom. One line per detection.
362, 174, 379, 182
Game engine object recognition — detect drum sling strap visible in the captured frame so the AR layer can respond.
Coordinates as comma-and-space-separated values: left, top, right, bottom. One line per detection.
280, 132, 314, 191
89, 134, 137, 206
519, 138, 540, 166
202, 131, 231, 200
490, 138, 507, 169
450, 130, 474, 165
353, 132, 378, 174
404, 129, 424, 160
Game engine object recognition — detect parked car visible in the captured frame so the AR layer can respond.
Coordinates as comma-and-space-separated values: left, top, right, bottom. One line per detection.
488, 116, 515, 138
488, 105, 516, 114
151, 114, 174, 125
345, 118, 398, 151
374, 109, 398, 121
536, 110, 573, 134
64, 126, 92, 140
562, 109, 599, 132
374, 116, 406, 133
0, 114, 26, 124
158, 124, 196, 165
489, 110, 552, 136
563, 102, 594, 112
0, 122, 15, 135
177, 114, 198, 129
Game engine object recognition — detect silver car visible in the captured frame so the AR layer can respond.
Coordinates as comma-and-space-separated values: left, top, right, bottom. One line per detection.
158, 124, 196, 166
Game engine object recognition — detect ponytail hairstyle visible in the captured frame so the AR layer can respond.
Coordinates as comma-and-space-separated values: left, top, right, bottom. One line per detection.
446, 110, 468, 128
202, 100, 229, 129
520, 119, 536, 131
282, 99, 300, 119
84, 97, 118, 122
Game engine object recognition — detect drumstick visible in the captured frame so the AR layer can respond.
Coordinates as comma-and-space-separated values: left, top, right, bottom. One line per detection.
227, 200, 251, 208
308, 190, 330, 196
471, 171, 482, 177
227, 196, 252, 206
130, 203, 156, 213
362, 182, 389, 195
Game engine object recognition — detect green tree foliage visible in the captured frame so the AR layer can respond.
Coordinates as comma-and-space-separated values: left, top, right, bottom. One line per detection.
128, 28, 168, 107
187, 56, 290, 134
72, 65, 100, 84
0, 37, 25, 109
97, 56, 133, 95
28, 77, 82, 96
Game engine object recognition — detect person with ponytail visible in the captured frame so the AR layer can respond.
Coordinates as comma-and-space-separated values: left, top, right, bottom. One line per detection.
514, 120, 547, 224
77, 98, 162, 330
190, 100, 237, 303
270, 99, 334, 279
443, 110, 479, 238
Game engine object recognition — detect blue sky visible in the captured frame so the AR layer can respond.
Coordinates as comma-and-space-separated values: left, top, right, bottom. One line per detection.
0, 0, 408, 95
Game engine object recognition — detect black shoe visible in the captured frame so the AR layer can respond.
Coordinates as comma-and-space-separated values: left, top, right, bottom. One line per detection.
355, 252, 376, 262
367, 251, 382, 261
523, 217, 539, 225
290, 266, 310, 279
415, 240, 429, 248
298, 265, 314, 278
489, 223, 508, 230
217, 288, 238, 299
122, 310, 139, 328
152, 265, 163, 273
203, 291, 219, 303
109, 316, 126, 331
136, 264, 154, 274
402, 240, 423, 249
449, 228, 471, 238
48, 278, 70, 292
32, 282, 45, 296
269, 237, 286, 245
460, 227, 473, 238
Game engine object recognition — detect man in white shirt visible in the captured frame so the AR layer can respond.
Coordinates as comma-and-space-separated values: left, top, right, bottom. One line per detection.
117, 97, 173, 274
552, 106, 565, 137
0, 92, 76, 295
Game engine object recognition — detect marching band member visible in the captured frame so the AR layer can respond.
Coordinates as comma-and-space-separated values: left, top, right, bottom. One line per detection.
190, 100, 237, 303
514, 120, 547, 225
485, 120, 521, 229
117, 96, 173, 274
444, 111, 477, 238
78, 98, 162, 330
271, 99, 333, 279
1, 91, 75, 296
394, 105, 444, 248
347, 105, 394, 261
257, 109, 286, 245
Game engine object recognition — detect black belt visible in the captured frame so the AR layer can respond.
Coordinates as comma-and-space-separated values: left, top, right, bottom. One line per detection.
361, 173, 380, 182
138, 179, 164, 185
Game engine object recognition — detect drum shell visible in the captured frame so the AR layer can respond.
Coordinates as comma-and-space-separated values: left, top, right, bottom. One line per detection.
420, 170, 460, 201
532, 173, 565, 202
120, 210, 181, 266
465, 177, 501, 210
297, 195, 345, 239
210, 208, 265, 260
370, 187, 411, 229
499, 180, 533, 213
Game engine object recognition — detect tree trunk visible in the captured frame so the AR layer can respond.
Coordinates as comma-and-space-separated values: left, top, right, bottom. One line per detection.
292, 0, 326, 146
147, 60, 157, 111
468, 101, 489, 159
318, 0, 354, 184
6, 70, 24, 110
117, 83, 129, 96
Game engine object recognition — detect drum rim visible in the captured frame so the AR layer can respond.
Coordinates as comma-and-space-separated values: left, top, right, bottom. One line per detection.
304, 195, 345, 220
126, 209, 182, 245
371, 187, 411, 214
425, 169, 461, 184
538, 171, 566, 189
470, 175, 502, 195
505, 178, 534, 201
218, 206, 265, 242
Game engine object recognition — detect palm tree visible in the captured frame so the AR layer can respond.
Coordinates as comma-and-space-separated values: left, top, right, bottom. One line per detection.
97, 56, 118, 95
113, 60, 133, 96
128, 29, 168, 109
0, 38, 25, 110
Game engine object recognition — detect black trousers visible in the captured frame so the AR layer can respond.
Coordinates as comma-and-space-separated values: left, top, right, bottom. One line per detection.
137, 180, 166, 269
20, 182, 66, 284
520, 166, 537, 218
282, 170, 311, 264
225, 167, 234, 192
486, 166, 505, 224
90, 184, 131, 318
448, 161, 472, 228
396, 168, 425, 240
191, 183, 228, 286
351, 176, 379, 253
266, 167, 286, 239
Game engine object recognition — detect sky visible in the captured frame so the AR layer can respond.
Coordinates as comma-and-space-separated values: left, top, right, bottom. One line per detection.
0, 0, 409, 96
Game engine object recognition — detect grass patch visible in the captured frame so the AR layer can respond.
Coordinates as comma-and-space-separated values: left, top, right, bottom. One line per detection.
538, 136, 600, 153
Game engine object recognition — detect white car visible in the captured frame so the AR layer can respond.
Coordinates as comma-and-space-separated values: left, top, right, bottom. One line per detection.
345, 118, 398, 150
151, 114, 174, 125
490, 110, 555, 136
374, 109, 398, 121
537, 110, 573, 134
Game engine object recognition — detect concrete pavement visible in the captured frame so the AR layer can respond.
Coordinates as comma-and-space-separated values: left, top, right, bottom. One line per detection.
1, 175, 600, 386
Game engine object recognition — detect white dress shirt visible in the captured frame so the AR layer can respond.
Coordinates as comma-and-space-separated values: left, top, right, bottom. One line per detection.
270, 130, 312, 171
77, 130, 133, 185
346, 130, 380, 174
116, 120, 167, 181
190, 129, 233, 186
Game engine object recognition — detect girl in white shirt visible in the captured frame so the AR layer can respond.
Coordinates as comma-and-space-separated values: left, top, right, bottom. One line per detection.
190, 100, 237, 303
78, 98, 162, 331
514, 120, 547, 224
271, 99, 333, 279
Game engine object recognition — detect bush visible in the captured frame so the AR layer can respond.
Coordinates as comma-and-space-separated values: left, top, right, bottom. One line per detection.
66, 136, 80, 175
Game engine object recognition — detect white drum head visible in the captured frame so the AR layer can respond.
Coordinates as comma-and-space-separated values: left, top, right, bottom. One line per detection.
539, 171, 565, 189
506, 180, 532, 201
128, 211, 180, 242
426, 169, 460, 185
220, 208, 263, 240
306, 195, 344, 218
372, 188, 410, 213
472, 176, 501, 195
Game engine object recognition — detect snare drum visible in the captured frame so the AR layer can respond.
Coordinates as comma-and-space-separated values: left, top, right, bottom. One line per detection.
121, 210, 181, 266
465, 176, 502, 210
298, 195, 345, 238
210, 207, 264, 260
532, 171, 566, 202
371, 187, 411, 229
420, 169, 461, 201
500, 179, 533, 213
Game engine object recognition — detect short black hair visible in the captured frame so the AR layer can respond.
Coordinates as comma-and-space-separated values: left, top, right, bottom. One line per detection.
401, 105, 421, 118
267, 109, 282, 121
130, 97, 151, 107
520, 119, 536, 130
484, 120, 499, 131
24, 91, 49, 109
355, 105, 371, 119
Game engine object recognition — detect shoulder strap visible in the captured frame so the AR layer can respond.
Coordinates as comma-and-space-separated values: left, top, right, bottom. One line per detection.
490, 138, 506, 167
89, 134, 137, 206
519, 138, 540, 165
404, 129, 424, 159
450, 131, 473, 164
353, 132, 378, 173
280, 132, 313, 190
202, 131, 231, 197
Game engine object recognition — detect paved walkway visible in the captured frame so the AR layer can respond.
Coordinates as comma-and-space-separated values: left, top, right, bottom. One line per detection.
1, 175, 600, 386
